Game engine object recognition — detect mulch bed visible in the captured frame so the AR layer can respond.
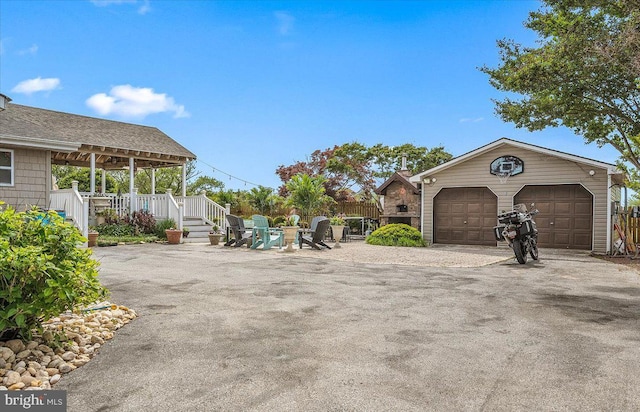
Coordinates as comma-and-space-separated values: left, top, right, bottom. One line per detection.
593, 253, 640, 268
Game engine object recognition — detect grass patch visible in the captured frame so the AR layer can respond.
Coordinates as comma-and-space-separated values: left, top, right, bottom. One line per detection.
98, 234, 159, 244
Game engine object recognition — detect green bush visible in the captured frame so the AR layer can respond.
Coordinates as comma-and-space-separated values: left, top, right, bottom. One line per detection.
0, 205, 109, 340
123, 210, 157, 235
95, 223, 134, 237
365, 223, 426, 247
155, 218, 176, 240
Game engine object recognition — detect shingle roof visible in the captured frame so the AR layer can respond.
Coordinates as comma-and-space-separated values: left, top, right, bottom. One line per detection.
0, 103, 195, 168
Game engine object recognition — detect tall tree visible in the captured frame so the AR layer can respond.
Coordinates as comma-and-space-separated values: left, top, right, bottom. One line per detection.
368, 143, 452, 179
481, 0, 640, 186
276, 142, 452, 198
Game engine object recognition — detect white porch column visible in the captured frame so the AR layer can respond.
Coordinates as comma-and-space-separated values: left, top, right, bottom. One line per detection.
151, 168, 156, 195
131, 187, 138, 214
129, 158, 135, 215
182, 164, 187, 197
90, 153, 96, 195
101, 169, 106, 194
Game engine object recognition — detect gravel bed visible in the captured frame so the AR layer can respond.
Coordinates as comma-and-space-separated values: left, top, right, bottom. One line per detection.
0, 303, 136, 391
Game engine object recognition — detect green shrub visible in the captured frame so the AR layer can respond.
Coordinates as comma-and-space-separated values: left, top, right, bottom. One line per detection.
0, 205, 109, 340
155, 218, 176, 240
95, 223, 134, 237
365, 223, 426, 247
123, 210, 157, 234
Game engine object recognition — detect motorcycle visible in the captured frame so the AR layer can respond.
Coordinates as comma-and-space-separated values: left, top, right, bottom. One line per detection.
494, 203, 539, 264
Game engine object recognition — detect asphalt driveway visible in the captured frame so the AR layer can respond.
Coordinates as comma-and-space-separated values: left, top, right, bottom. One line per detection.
57, 244, 640, 411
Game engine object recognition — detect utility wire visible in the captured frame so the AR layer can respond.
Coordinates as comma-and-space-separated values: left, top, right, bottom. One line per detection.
196, 158, 262, 188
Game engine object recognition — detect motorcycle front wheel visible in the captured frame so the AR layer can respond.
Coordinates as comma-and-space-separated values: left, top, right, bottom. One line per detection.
513, 240, 527, 264
529, 238, 539, 261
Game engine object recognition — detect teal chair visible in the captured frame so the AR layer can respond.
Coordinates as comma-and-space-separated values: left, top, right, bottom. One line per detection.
250, 215, 283, 250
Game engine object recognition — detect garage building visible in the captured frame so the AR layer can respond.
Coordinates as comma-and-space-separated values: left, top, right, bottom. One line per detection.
409, 138, 625, 254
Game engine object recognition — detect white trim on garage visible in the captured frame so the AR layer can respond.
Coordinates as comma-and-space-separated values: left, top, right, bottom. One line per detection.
410, 138, 620, 184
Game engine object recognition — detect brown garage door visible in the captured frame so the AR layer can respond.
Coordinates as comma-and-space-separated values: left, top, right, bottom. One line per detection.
515, 185, 592, 250
434, 187, 497, 246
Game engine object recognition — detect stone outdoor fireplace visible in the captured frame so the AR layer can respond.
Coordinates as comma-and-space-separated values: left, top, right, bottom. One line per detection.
374, 166, 420, 229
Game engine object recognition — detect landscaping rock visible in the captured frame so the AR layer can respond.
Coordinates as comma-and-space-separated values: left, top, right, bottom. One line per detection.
61, 351, 75, 361
8, 382, 25, 390
5, 340, 25, 354
4, 371, 21, 386
0, 347, 14, 361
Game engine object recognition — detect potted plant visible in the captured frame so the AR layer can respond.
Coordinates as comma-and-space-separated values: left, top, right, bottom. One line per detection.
182, 227, 190, 238
330, 216, 346, 248
280, 215, 299, 253
208, 223, 224, 246
87, 229, 99, 247
165, 227, 183, 244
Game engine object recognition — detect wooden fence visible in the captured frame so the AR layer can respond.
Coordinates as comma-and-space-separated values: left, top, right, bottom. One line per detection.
619, 206, 640, 246
335, 202, 381, 220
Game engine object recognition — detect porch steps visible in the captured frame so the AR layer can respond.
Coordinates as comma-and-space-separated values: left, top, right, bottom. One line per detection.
181, 218, 212, 243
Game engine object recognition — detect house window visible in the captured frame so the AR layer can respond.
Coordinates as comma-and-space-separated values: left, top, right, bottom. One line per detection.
0, 149, 14, 186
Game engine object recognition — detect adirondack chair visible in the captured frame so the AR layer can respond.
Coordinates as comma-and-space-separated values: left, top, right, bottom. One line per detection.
250, 215, 283, 250
224, 214, 252, 248
299, 217, 332, 250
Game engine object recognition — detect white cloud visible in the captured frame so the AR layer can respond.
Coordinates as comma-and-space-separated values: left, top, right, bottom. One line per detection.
90, 0, 136, 6
12, 77, 61, 95
274, 11, 294, 35
18, 44, 38, 56
86, 85, 190, 119
138, 0, 150, 14
90, 0, 150, 14
459, 117, 484, 123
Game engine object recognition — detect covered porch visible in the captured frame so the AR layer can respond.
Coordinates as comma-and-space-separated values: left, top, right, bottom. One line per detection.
0, 102, 227, 239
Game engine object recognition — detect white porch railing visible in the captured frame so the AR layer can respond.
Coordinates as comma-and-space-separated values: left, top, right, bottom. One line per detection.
52, 187, 228, 235
50, 182, 88, 238
165, 189, 181, 229
176, 192, 227, 227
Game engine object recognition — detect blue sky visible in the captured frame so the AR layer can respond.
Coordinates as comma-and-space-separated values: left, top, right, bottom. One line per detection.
0, 0, 622, 191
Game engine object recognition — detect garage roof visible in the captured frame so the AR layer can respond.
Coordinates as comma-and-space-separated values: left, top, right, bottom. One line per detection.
410, 137, 622, 183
